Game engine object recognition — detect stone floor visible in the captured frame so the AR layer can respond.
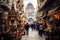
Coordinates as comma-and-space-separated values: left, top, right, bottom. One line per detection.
21, 27, 45, 40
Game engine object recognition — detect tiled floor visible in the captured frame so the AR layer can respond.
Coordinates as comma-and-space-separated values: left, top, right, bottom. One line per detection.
21, 27, 45, 40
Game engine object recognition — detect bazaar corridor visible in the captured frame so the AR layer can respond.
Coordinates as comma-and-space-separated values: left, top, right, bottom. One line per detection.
0, 0, 60, 40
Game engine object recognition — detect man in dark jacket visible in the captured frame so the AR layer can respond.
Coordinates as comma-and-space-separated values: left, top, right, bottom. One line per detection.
24, 23, 29, 35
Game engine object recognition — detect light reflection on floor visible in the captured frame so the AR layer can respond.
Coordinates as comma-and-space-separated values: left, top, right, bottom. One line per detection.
21, 27, 45, 40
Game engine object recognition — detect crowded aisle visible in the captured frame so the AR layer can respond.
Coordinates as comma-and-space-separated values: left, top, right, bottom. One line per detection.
0, 0, 60, 40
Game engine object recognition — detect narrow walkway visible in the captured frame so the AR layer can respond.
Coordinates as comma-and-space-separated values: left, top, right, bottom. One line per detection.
21, 27, 45, 40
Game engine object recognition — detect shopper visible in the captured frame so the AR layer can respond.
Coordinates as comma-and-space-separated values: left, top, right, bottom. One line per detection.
38, 25, 44, 37
24, 23, 29, 35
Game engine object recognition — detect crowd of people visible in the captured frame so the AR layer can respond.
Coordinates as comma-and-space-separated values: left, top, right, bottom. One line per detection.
24, 22, 45, 37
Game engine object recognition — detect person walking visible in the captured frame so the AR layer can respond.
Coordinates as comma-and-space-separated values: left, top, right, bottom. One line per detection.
31, 23, 34, 31
38, 25, 44, 37
24, 23, 29, 35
